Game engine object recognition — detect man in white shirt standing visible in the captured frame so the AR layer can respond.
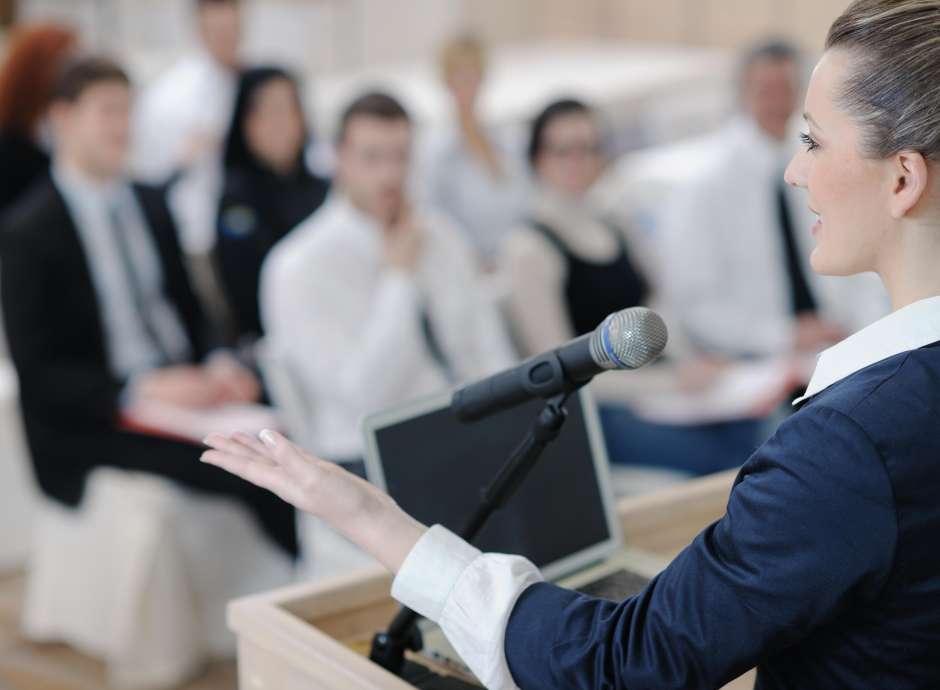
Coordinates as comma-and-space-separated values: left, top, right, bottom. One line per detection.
261, 92, 515, 466
663, 40, 887, 359
133, 0, 242, 255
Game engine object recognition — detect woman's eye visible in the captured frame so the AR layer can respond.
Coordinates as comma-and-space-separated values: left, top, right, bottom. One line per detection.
799, 132, 819, 152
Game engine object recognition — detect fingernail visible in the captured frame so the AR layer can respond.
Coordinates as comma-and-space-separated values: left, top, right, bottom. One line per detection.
259, 429, 277, 448
199, 452, 210, 463
202, 436, 212, 446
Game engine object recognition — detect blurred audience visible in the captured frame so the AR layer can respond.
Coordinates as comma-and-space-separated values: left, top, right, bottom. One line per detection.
261, 91, 515, 465
0, 23, 76, 216
133, 0, 243, 255
502, 98, 762, 476
0, 56, 296, 557
663, 40, 888, 359
422, 34, 530, 268
216, 66, 329, 345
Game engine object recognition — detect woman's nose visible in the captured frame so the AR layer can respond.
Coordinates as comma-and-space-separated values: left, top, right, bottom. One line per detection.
784, 150, 808, 188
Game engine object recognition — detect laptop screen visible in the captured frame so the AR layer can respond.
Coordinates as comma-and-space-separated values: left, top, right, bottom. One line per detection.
363, 390, 621, 578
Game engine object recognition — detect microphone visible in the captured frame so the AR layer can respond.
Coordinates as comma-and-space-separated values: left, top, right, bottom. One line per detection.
452, 307, 668, 422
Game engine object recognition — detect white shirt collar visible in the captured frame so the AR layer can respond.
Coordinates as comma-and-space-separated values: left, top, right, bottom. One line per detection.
794, 295, 940, 405
52, 160, 124, 206
327, 193, 397, 248
331, 192, 378, 227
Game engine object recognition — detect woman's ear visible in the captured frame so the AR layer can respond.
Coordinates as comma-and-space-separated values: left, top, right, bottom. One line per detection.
888, 150, 929, 219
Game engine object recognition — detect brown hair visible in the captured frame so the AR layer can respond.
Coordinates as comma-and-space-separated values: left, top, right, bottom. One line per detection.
527, 98, 594, 166
826, 0, 940, 161
337, 91, 410, 143
51, 56, 130, 104
737, 38, 799, 88
0, 23, 77, 135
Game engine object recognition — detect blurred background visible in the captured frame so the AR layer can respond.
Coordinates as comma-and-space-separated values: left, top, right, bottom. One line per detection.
0, 2, 881, 689
1, 0, 851, 144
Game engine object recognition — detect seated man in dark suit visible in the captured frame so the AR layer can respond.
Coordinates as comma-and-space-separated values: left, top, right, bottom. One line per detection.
0, 56, 296, 557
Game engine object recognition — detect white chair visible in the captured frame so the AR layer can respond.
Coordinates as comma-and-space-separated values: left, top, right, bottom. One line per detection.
255, 338, 376, 580
0, 359, 37, 572
21, 468, 294, 689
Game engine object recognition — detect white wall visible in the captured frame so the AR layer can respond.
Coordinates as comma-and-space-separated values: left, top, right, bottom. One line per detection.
18, 0, 463, 79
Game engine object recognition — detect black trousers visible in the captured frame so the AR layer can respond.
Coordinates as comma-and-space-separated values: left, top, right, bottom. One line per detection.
71, 430, 298, 557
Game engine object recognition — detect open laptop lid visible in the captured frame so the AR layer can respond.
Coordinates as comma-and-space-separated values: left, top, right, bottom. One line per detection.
362, 388, 623, 583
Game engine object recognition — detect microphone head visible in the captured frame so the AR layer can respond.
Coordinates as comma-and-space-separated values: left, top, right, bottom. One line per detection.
590, 307, 668, 370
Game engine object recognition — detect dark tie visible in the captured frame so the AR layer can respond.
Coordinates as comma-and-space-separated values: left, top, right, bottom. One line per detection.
775, 178, 818, 315
420, 305, 455, 383
108, 205, 175, 365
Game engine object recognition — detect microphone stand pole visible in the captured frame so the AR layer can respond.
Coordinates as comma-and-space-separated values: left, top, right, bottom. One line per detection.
369, 388, 580, 676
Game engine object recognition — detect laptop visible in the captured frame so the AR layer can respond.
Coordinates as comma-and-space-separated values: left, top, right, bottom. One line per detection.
362, 389, 668, 679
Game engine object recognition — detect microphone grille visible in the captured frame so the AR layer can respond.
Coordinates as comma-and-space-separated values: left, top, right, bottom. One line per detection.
590, 307, 668, 370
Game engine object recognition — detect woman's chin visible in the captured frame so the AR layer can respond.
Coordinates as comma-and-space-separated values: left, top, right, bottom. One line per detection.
810, 247, 865, 277
809, 247, 843, 276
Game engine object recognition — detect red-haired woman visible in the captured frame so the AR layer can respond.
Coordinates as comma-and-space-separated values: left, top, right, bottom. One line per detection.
0, 23, 76, 215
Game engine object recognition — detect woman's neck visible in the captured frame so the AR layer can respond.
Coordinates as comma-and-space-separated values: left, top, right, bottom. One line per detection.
260, 155, 300, 177
879, 222, 940, 311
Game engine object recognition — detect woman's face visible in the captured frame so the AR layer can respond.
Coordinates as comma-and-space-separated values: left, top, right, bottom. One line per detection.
244, 77, 306, 173
534, 112, 605, 198
784, 50, 889, 276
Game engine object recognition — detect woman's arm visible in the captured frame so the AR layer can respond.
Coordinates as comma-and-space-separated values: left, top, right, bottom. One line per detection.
503, 228, 574, 356
202, 402, 895, 690
202, 430, 427, 571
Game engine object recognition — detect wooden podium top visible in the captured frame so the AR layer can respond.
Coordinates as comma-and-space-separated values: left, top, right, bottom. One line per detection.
229, 469, 755, 690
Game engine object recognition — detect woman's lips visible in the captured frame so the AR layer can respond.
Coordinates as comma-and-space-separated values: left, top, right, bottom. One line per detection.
809, 207, 822, 236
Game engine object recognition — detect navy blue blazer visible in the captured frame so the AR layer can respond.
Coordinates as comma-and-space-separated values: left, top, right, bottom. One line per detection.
505, 341, 940, 689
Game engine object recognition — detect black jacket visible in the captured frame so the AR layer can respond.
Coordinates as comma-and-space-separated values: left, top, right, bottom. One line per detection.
0, 131, 50, 217
0, 178, 298, 555
0, 179, 209, 504
216, 165, 329, 339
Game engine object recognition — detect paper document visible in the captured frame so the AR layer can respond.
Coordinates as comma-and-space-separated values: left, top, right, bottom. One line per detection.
120, 401, 281, 444
629, 356, 816, 425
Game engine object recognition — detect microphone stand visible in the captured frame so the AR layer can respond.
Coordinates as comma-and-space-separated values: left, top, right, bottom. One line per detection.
369, 387, 580, 678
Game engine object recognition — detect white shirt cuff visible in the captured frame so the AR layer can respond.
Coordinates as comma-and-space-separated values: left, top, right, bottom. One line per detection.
390, 525, 544, 690
391, 524, 482, 622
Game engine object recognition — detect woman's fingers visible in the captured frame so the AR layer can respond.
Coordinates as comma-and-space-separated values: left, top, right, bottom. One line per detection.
230, 431, 277, 465
200, 449, 296, 502
259, 429, 320, 477
203, 430, 313, 493
203, 433, 265, 462
203, 430, 368, 520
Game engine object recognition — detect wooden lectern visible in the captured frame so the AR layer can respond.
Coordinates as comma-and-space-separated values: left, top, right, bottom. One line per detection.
229, 469, 755, 690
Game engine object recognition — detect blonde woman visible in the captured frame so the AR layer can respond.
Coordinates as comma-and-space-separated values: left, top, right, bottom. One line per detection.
203, 2, 940, 687
422, 34, 530, 266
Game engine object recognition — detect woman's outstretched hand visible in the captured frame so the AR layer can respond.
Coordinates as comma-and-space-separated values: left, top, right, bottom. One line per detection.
201, 429, 427, 573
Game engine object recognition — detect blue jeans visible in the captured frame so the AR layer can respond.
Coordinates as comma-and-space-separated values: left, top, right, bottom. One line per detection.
599, 405, 766, 477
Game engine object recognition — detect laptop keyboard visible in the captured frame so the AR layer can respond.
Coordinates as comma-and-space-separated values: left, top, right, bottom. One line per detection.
575, 568, 651, 601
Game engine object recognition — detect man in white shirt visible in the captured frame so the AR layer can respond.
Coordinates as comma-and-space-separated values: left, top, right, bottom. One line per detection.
662, 41, 887, 358
132, 0, 242, 254
261, 91, 515, 464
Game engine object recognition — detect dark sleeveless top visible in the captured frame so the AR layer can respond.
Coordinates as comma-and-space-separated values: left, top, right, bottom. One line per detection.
529, 219, 650, 336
